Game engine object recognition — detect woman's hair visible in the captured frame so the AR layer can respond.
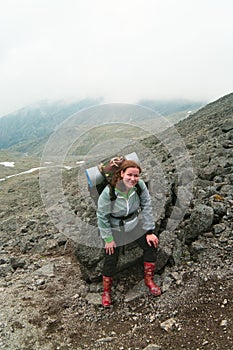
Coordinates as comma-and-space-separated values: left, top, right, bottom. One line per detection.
111, 159, 142, 187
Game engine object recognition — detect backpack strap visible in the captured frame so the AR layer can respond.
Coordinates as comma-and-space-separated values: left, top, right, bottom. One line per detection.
108, 184, 117, 202
135, 182, 142, 197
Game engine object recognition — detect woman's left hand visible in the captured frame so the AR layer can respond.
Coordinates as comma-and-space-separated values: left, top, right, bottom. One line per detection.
146, 234, 159, 248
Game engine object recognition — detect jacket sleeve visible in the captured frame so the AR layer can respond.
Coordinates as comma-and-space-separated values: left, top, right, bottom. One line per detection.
138, 180, 155, 233
96, 187, 114, 243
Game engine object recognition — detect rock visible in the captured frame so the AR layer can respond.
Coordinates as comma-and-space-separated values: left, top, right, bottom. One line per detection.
76, 284, 89, 296
33, 263, 56, 277
213, 223, 226, 235
197, 135, 206, 143
210, 201, 227, 218
222, 119, 233, 132
172, 237, 183, 265
96, 336, 116, 343
220, 184, 233, 196
184, 205, 214, 244
190, 241, 208, 261
85, 292, 102, 305
198, 164, 221, 181
10, 257, 26, 270
161, 275, 173, 292
0, 256, 9, 265
160, 317, 178, 331
220, 319, 228, 327
34, 278, 45, 286
223, 140, 233, 148
143, 345, 161, 350
124, 279, 147, 302
156, 230, 177, 271
55, 233, 67, 246
0, 264, 14, 277
7, 188, 15, 193
46, 239, 58, 249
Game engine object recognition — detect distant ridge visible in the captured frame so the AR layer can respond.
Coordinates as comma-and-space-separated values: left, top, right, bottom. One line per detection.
138, 98, 205, 116
0, 98, 101, 151
2, 93, 232, 155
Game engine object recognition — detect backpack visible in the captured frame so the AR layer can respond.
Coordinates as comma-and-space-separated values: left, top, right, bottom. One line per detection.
85, 152, 144, 205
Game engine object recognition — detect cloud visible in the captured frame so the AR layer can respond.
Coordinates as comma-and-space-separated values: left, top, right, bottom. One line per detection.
0, 0, 233, 116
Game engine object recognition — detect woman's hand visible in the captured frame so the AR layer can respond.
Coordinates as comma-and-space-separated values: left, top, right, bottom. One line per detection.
146, 234, 159, 248
105, 240, 116, 255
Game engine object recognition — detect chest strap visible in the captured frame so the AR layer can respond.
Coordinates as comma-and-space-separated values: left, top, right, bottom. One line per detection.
110, 208, 140, 222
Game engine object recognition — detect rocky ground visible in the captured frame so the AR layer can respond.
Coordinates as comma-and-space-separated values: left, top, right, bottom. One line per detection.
0, 171, 232, 350
0, 201, 232, 350
0, 94, 233, 349
0, 204, 232, 350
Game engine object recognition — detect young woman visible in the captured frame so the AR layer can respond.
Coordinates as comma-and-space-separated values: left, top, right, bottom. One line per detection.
97, 159, 161, 307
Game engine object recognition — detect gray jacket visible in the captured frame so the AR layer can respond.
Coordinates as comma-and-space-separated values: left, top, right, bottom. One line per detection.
97, 179, 155, 242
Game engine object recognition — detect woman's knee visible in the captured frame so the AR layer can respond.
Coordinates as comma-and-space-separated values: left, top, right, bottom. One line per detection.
143, 246, 157, 262
103, 247, 120, 276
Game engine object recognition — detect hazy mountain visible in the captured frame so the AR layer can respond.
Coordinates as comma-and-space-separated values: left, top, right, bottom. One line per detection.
138, 98, 205, 116
0, 98, 102, 151
0, 97, 204, 154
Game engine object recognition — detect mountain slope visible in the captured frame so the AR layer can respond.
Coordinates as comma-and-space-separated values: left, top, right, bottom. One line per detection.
138, 98, 204, 116
175, 92, 233, 140
0, 98, 204, 153
0, 98, 101, 150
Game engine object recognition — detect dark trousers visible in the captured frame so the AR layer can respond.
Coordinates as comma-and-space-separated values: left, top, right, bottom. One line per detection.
102, 232, 157, 277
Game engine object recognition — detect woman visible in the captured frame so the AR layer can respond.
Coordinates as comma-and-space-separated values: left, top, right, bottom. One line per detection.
97, 159, 161, 307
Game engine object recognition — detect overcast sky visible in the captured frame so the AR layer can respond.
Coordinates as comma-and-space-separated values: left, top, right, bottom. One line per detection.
0, 0, 233, 116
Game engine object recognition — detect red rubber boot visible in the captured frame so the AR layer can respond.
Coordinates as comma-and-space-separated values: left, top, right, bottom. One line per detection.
102, 276, 113, 307
144, 262, 161, 296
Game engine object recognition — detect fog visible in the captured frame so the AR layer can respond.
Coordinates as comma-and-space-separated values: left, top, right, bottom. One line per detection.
0, 0, 233, 116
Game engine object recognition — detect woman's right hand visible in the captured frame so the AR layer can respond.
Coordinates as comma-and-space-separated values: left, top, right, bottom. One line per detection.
105, 240, 116, 255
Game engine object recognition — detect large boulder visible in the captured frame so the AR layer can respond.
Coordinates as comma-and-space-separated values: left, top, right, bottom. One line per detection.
184, 204, 214, 244
74, 228, 184, 281
156, 230, 183, 271
74, 241, 143, 282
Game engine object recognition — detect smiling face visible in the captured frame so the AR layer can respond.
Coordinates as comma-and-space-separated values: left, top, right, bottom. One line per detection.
121, 167, 140, 190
